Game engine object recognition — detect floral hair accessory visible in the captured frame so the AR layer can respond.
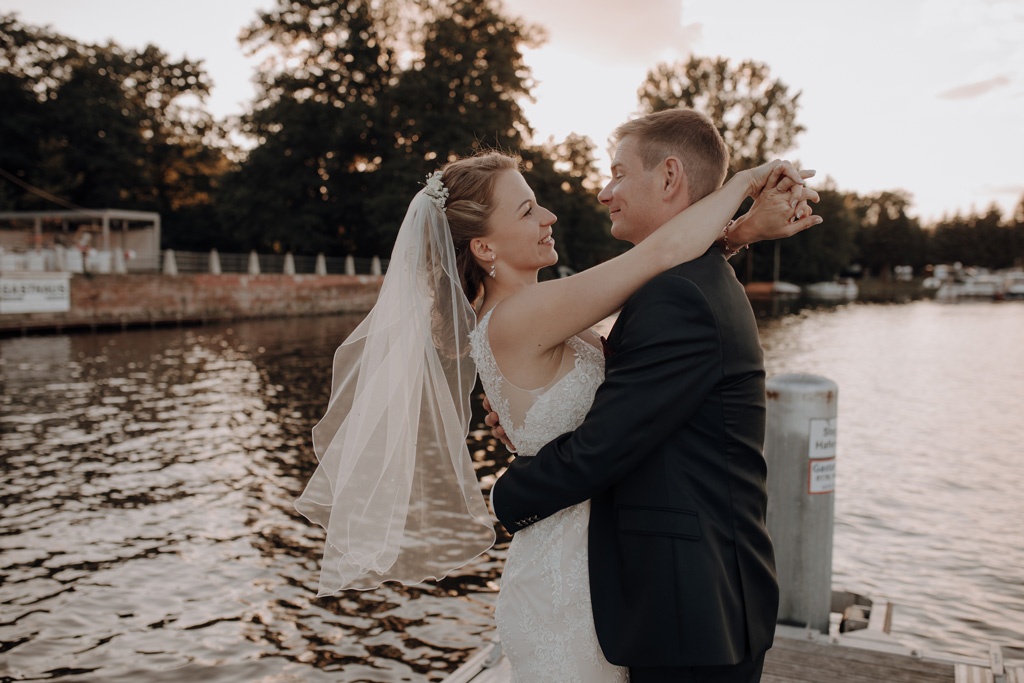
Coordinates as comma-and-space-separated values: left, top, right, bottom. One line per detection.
424, 171, 449, 210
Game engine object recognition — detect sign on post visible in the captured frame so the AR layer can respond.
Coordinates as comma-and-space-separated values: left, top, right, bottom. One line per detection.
808, 417, 836, 494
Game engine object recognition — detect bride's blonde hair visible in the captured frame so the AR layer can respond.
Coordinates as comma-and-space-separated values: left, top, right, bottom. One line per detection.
440, 152, 520, 303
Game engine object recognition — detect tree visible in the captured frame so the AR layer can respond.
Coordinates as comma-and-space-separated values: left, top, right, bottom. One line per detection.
3, 6, 616, 262
1012, 195, 1024, 268
929, 212, 971, 266
391, 0, 535, 158
0, 71, 45, 208
0, 15, 133, 210
366, 0, 539, 247
637, 56, 804, 174
927, 204, 1020, 270
0, 13, 227, 247
217, 0, 402, 255
850, 191, 927, 276
221, 0, 541, 257
965, 205, 1009, 268
746, 181, 859, 284
520, 134, 622, 275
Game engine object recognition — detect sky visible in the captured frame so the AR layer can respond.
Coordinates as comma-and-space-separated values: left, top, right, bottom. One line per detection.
4, 0, 1023, 224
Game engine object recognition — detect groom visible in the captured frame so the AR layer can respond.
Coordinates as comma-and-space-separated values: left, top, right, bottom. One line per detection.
490, 108, 817, 682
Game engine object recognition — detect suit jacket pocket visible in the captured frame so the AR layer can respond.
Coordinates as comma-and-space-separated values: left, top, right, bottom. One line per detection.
617, 505, 701, 540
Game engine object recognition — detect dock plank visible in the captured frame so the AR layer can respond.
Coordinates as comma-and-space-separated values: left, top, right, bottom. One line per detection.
763, 637, 954, 683
450, 635, 961, 683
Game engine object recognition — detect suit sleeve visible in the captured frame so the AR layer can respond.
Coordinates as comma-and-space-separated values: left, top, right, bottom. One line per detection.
493, 273, 723, 533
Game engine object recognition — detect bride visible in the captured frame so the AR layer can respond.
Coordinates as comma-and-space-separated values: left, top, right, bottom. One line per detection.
296, 142, 815, 680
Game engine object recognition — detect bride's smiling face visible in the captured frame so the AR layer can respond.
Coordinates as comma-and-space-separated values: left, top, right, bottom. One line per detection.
478, 169, 558, 274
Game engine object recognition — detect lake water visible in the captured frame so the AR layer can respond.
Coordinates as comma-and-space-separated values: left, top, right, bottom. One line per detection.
1, 299, 1022, 681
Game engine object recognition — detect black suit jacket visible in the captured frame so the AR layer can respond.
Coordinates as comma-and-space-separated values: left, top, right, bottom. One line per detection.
492, 248, 778, 668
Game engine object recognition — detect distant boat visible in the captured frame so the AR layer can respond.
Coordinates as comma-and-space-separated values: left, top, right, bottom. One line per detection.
804, 279, 859, 301
745, 281, 801, 299
936, 270, 1023, 301
999, 270, 1024, 300
959, 274, 1002, 298
745, 241, 801, 299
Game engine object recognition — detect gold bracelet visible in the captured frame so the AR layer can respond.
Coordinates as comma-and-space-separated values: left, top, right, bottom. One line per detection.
721, 220, 749, 258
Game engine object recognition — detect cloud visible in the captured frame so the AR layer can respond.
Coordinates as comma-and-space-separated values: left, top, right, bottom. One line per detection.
983, 183, 1024, 197
936, 75, 1012, 100
504, 0, 702, 65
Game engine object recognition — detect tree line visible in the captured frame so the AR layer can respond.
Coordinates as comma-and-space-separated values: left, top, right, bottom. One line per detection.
2, 1, 1022, 282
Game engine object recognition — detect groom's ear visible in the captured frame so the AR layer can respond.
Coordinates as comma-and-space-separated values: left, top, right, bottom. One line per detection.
662, 156, 689, 203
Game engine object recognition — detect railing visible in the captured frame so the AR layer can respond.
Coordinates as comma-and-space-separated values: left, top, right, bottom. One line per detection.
162, 250, 388, 276
0, 247, 388, 276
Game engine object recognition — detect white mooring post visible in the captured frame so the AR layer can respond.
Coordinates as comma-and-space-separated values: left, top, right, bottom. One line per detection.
162, 249, 178, 276
112, 249, 127, 274
54, 244, 68, 272
209, 249, 222, 275
370, 256, 382, 276
315, 253, 327, 276
344, 255, 355, 276
764, 373, 838, 634
247, 250, 260, 275
283, 252, 296, 275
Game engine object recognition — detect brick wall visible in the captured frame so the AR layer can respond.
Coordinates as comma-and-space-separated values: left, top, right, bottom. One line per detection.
0, 273, 383, 334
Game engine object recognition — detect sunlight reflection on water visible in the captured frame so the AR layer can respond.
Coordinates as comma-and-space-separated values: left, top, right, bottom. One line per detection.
757, 300, 1024, 655
1, 320, 507, 682
1, 300, 1021, 681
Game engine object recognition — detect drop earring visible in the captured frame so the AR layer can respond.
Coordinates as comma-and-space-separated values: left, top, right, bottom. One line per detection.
489, 254, 496, 279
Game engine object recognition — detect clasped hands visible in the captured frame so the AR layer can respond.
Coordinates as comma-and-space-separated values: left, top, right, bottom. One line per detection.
727, 159, 821, 248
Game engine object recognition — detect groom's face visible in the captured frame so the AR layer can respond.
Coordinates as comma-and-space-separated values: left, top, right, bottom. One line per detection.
599, 136, 677, 246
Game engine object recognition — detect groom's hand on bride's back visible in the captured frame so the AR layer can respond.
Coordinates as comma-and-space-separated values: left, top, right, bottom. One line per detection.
482, 395, 516, 452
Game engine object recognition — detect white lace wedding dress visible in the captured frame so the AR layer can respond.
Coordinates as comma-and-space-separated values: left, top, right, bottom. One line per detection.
469, 309, 628, 683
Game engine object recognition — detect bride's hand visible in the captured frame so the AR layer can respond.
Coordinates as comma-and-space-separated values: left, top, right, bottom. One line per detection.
738, 159, 814, 199
727, 177, 822, 248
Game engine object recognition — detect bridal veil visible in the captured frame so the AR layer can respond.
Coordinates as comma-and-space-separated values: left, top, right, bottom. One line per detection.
295, 177, 495, 594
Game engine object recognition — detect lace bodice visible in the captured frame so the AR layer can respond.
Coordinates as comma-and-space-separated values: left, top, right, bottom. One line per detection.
469, 309, 625, 682
469, 309, 605, 457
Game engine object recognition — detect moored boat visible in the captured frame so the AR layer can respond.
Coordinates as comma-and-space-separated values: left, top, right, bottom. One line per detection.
999, 270, 1024, 299
804, 279, 858, 301
745, 280, 801, 299
936, 269, 1024, 301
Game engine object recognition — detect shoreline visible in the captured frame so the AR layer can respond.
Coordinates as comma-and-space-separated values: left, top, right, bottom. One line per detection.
0, 272, 383, 336
0, 273, 942, 338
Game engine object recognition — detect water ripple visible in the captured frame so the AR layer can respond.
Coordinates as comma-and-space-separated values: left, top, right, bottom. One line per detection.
2, 301, 1022, 680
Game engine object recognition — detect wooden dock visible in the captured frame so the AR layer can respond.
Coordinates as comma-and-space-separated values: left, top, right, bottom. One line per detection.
445, 626, 1023, 683
764, 630, 953, 683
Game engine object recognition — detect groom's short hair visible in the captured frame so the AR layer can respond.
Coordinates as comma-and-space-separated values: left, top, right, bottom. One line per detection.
613, 108, 729, 204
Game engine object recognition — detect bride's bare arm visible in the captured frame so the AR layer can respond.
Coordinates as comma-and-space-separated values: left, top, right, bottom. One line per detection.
488, 160, 815, 362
